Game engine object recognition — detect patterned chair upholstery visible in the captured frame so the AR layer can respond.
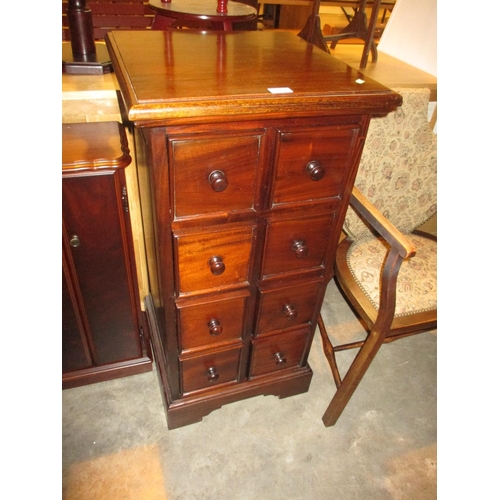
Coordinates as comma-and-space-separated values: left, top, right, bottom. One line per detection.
319, 87, 437, 427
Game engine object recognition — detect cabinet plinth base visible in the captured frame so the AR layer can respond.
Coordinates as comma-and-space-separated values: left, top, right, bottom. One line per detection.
62, 357, 153, 390
145, 295, 313, 430
165, 367, 313, 430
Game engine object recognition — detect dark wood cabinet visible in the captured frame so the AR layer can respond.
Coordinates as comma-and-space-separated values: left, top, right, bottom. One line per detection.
62, 121, 152, 389
106, 29, 401, 428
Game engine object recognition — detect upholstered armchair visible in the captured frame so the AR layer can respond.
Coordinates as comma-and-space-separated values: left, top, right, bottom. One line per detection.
319, 87, 437, 427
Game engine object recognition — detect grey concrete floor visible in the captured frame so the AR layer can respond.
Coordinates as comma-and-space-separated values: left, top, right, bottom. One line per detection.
62, 279, 437, 499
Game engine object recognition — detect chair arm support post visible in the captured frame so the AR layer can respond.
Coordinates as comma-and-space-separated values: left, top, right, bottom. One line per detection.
350, 186, 416, 259
376, 246, 404, 328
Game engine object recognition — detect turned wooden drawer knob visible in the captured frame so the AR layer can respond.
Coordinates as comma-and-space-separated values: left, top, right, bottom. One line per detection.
69, 235, 81, 248
209, 256, 226, 275
282, 304, 298, 320
208, 170, 228, 192
306, 160, 325, 181
208, 319, 223, 336
274, 352, 286, 365
292, 240, 308, 258
206, 366, 220, 382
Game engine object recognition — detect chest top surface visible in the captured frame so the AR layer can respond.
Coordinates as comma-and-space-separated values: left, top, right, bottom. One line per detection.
106, 30, 401, 124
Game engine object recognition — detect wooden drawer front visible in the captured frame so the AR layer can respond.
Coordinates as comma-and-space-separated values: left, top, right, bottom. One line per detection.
250, 329, 309, 378
177, 292, 248, 352
170, 134, 262, 218
272, 125, 360, 206
256, 280, 322, 336
175, 223, 256, 293
262, 213, 334, 278
181, 347, 241, 394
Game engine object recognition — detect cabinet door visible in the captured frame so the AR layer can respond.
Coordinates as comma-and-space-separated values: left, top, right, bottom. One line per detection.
62, 254, 92, 373
62, 171, 142, 366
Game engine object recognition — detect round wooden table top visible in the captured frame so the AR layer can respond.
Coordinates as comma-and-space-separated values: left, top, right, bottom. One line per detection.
149, 0, 257, 29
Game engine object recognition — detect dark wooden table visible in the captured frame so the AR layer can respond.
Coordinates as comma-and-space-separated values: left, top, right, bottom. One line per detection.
149, 0, 257, 31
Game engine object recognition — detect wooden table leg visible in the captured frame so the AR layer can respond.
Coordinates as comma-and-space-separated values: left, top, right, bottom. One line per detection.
325, 0, 368, 50
301, 0, 382, 68
297, 0, 330, 53
359, 0, 382, 68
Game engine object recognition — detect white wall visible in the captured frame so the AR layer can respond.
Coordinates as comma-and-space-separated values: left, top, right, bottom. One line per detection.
377, 0, 437, 76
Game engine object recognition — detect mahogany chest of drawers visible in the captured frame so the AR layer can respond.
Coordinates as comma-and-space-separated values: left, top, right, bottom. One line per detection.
106, 29, 401, 428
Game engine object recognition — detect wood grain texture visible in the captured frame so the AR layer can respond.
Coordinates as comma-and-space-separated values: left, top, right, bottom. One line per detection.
110, 30, 402, 428
106, 30, 401, 124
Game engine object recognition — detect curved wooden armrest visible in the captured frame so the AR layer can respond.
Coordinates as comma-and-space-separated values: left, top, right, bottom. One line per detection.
350, 186, 416, 259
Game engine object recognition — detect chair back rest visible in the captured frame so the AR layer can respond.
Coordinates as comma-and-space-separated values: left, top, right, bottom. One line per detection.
62, 0, 155, 41
343, 87, 437, 239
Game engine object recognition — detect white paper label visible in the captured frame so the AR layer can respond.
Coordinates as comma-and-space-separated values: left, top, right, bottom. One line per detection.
267, 87, 294, 94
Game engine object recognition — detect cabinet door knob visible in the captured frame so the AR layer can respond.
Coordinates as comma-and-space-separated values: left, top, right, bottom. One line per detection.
292, 240, 308, 258
208, 319, 223, 336
208, 170, 228, 192
275, 352, 286, 365
209, 256, 226, 275
282, 304, 297, 320
306, 161, 325, 181
206, 366, 220, 382
69, 235, 80, 248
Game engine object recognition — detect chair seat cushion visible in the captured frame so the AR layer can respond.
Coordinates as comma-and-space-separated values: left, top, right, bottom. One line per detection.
346, 233, 437, 317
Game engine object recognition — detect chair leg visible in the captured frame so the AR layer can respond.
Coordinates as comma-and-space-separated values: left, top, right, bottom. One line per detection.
322, 325, 388, 426
321, 246, 406, 426
318, 314, 342, 388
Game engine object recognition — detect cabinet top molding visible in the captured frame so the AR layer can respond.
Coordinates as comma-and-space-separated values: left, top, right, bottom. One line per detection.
62, 122, 131, 171
105, 30, 401, 126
